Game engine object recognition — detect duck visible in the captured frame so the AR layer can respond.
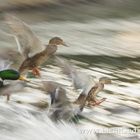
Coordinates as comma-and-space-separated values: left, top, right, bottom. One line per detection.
79, 77, 111, 111
3, 14, 68, 76
19, 37, 68, 76
0, 59, 27, 101
42, 81, 82, 122
55, 57, 111, 110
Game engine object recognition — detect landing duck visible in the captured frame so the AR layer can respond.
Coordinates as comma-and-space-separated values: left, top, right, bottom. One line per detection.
55, 57, 111, 110
3, 14, 68, 76
79, 77, 111, 111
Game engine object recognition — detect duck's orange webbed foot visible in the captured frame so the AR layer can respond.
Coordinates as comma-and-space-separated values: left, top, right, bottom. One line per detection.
88, 98, 106, 106
32, 67, 41, 77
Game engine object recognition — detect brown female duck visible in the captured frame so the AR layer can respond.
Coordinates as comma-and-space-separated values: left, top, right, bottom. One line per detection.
78, 77, 111, 111
55, 57, 111, 110
19, 37, 68, 76
5, 14, 68, 76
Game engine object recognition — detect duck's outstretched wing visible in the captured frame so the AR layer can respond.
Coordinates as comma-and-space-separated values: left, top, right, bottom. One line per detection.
55, 57, 94, 95
5, 14, 44, 58
42, 81, 84, 121
0, 47, 24, 69
42, 81, 72, 121
0, 59, 12, 71
42, 81, 69, 104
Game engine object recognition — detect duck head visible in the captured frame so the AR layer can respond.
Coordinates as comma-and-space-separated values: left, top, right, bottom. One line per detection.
0, 69, 27, 81
99, 77, 111, 84
48, 37, 68, 47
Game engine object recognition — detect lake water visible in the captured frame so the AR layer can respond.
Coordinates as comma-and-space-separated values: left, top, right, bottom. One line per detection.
0, 1, 140, 140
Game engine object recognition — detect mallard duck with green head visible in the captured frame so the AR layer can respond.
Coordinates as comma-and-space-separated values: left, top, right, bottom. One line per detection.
0, 59, 27, 101
4, 14, 68, 76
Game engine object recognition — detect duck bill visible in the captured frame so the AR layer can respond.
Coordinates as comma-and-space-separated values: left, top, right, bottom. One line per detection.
62, 42, 69, 47
18, 75, 29, 82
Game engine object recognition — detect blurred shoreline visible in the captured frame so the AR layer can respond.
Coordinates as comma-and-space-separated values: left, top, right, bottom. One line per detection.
0, 0, 140, 21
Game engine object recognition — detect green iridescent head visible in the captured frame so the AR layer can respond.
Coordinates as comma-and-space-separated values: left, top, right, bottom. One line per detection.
0, 69, 27, 81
